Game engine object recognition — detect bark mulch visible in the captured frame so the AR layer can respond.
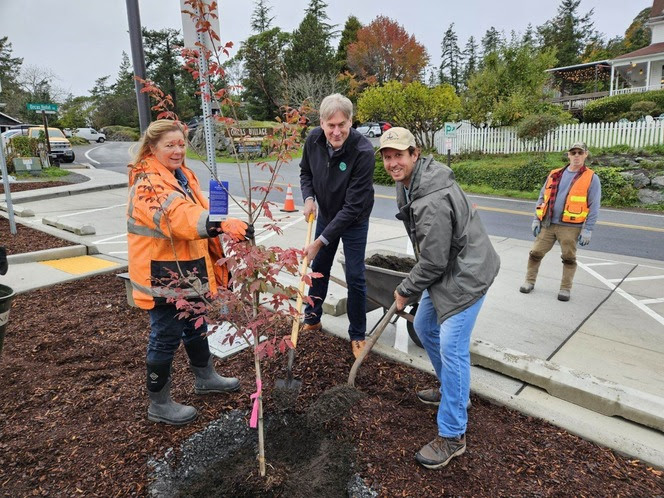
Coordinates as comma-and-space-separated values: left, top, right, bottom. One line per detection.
0, 222, 663, 496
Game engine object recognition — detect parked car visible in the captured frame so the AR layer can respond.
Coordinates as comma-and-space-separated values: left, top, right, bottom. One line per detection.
74, 127, 106, 143
356, 122, 382, 137
9, 124, 40, 136
27, 127, 75, 163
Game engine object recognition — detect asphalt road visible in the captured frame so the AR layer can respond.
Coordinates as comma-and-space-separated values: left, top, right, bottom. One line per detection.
76, 142, 664, 262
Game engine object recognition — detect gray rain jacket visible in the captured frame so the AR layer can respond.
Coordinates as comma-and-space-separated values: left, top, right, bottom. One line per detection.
396, 155, 500, 323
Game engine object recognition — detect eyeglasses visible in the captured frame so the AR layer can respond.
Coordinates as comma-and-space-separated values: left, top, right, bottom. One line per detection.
568, 150, 585, 156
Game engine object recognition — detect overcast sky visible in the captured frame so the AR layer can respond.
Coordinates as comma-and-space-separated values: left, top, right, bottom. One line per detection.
0, 0, 652, 98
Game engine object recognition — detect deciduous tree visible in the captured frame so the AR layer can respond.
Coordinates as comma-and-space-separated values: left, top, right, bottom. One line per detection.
357, 80, 460, 149
346, 16, 428, 86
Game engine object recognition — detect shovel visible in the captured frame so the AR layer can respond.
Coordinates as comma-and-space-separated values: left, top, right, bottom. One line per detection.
275, 214, 315, 393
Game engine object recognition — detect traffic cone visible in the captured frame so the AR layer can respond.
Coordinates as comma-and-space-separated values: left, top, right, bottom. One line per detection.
280, 184, 298, 212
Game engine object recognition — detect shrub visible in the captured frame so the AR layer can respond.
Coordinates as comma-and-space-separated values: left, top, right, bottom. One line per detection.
103, 125, 140, 141
373, 156, 394, 186
631, 100, 658, 114
516, 114, 562, 148
620, 110, 645, 122
68, 136, 89, 146
583, 90, 664, 122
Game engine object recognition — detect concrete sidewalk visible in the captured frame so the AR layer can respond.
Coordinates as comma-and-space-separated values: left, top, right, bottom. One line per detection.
2, 166, 664, 468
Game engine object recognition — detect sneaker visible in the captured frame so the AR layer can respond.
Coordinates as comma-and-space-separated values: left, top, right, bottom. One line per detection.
417, 388, 441, 406
301, 322, 322, 332
557, 289, 570, 301
415, 435, 466, 469
519, 282, 534, 294
416, 389, 472, 409
351, 340, 366, 359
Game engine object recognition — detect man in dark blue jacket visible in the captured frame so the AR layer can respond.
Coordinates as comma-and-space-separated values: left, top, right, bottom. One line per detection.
299, 93, 375, 358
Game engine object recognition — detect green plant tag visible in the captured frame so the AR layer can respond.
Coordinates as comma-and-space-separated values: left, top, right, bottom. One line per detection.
339, 162, 347, 171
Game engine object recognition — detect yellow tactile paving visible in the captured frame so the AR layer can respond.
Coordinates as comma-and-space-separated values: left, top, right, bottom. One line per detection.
39, 255, 119, 275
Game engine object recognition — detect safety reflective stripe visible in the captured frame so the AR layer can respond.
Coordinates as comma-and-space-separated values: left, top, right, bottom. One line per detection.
131, 280, 210, 299
197, 211, 209, 238
126, 219, 168, 238
569, 195, 587, 202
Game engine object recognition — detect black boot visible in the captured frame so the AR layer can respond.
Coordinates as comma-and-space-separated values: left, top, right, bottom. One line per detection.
146, 362, 197, 425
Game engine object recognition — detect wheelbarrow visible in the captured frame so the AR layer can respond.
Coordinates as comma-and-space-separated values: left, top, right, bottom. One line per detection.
336, 251, 422, 348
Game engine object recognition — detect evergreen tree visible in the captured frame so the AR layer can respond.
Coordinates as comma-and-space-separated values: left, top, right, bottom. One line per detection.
439, 24, 462, 92
537, 0, 595, 67
481, 27, 502, 58
251, 0, 274, 34
237, 27, 291, 120
522, 24, 536, 46
336, 15, 362, 72
284, 8, 335, 76
0, 36, 27, 120
462, 36, 479, 89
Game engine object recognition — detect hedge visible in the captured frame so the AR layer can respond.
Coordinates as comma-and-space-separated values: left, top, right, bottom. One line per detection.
583, 90, 664, 122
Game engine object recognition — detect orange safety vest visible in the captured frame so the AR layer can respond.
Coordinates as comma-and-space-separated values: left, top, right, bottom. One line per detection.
126, 155, 228, 310
536, 167, 594, 224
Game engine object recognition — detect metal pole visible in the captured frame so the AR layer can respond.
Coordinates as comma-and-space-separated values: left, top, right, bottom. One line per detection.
0, 142, 17, 235
125, 0, 151, 133
196, 6, 217, 178
41, 111, 52, 158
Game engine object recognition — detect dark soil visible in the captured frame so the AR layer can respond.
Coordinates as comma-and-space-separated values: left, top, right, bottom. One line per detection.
1, 216, 76, 255
365, 254, 416, 273
0, 225, 663, 496
0, 180, 70, 194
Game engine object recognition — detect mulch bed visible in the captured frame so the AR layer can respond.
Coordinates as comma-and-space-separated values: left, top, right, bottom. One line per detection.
0, 181, 70, 194
0, 218, 662, 496
1, 216, 76, 255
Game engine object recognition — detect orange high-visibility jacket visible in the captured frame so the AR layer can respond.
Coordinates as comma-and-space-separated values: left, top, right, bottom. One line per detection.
127, 155, 228, 310
536, 167, 595, 224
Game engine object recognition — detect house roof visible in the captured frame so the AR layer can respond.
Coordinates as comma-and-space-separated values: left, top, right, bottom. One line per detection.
652, 0, 664, 19
614, 41, 664, 60
0, 111, 22, 126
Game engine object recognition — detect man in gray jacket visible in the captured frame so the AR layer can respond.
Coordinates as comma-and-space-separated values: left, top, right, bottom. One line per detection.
378, 127, 500, 469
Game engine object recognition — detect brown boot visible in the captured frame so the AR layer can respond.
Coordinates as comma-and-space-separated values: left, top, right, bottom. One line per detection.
351, 340, 366, 359
301, 322, 322, 332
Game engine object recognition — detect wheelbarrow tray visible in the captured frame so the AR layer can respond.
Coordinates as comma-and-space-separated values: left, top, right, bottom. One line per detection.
338, 249, 412, 311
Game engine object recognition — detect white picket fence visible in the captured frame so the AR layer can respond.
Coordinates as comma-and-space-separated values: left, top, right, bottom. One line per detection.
434, 120, 664, 155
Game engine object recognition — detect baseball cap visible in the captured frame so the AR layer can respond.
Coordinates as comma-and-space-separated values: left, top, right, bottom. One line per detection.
568, 141, 588, 152
377, 127, 416, 152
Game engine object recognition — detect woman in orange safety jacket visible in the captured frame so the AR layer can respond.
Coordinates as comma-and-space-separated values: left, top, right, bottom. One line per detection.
127, 119, 250, 426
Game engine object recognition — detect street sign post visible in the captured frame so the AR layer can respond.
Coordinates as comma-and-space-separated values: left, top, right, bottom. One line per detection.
26, 103, 58, 112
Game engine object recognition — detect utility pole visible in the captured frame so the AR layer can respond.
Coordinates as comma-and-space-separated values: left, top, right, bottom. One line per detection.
125, 0, 152, 133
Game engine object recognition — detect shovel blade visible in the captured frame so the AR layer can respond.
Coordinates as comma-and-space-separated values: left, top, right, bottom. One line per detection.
275, 377, 303, 391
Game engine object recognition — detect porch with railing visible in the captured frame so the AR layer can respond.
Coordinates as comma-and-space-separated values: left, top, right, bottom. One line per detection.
612, 83, 664, 95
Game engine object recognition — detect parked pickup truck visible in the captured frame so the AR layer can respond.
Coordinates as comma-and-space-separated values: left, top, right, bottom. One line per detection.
27, 127, 75, 163
74, 127, 106, 143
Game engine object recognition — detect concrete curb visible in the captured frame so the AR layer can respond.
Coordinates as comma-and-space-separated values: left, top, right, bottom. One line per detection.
4, 182, 128, 204
470, 339, 664, 433
6, 245, 88, 264
42, 216, 96, 235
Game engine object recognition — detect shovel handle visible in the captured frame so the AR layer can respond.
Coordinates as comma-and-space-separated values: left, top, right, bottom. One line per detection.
291, 214, 315, 348
348, 301, 398, 387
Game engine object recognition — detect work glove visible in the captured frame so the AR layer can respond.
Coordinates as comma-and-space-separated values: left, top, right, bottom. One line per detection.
221, 217, 249, 241
578, 228, 592, 246
0, 247, 7, 276
531, 219, 541, 238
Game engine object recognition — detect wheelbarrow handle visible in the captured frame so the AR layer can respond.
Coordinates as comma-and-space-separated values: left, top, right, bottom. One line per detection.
347, 301, 398, 387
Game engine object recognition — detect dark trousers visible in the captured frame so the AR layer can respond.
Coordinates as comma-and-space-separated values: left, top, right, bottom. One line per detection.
304, 214, 368, 341
146, 303, 210, 367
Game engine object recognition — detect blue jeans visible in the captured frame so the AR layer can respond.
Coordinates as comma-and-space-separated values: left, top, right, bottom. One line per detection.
304, 213, 368, 341
414, 291, 486, 438
146, 303, 210, 366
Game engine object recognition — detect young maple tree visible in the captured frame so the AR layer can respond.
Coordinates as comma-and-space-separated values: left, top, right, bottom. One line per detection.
133, 0, 320, 477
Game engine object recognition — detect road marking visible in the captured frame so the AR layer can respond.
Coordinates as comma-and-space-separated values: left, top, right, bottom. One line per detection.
640, 297, 664, 305
585, 262, 620, 267
54, 203, 127, 218
94, 233, 127, 244
85, 145, 103, 165
578, 261, 664, 327
608, 275, 664, 283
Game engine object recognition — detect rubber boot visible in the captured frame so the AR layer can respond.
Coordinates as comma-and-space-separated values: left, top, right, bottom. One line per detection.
147, 378, 198, 425
190, 356, 240, 394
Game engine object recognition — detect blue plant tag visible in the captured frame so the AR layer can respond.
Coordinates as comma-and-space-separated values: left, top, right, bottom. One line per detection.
209, 180, 229, 222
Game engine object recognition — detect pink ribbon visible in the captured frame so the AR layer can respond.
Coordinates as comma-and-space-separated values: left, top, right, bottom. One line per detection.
249, 379, 262, 428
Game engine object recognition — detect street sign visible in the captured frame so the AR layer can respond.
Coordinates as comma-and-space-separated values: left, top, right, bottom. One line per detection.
26, 103, 58, 112
445, 139, 452, 150
444, 122, 457, 137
